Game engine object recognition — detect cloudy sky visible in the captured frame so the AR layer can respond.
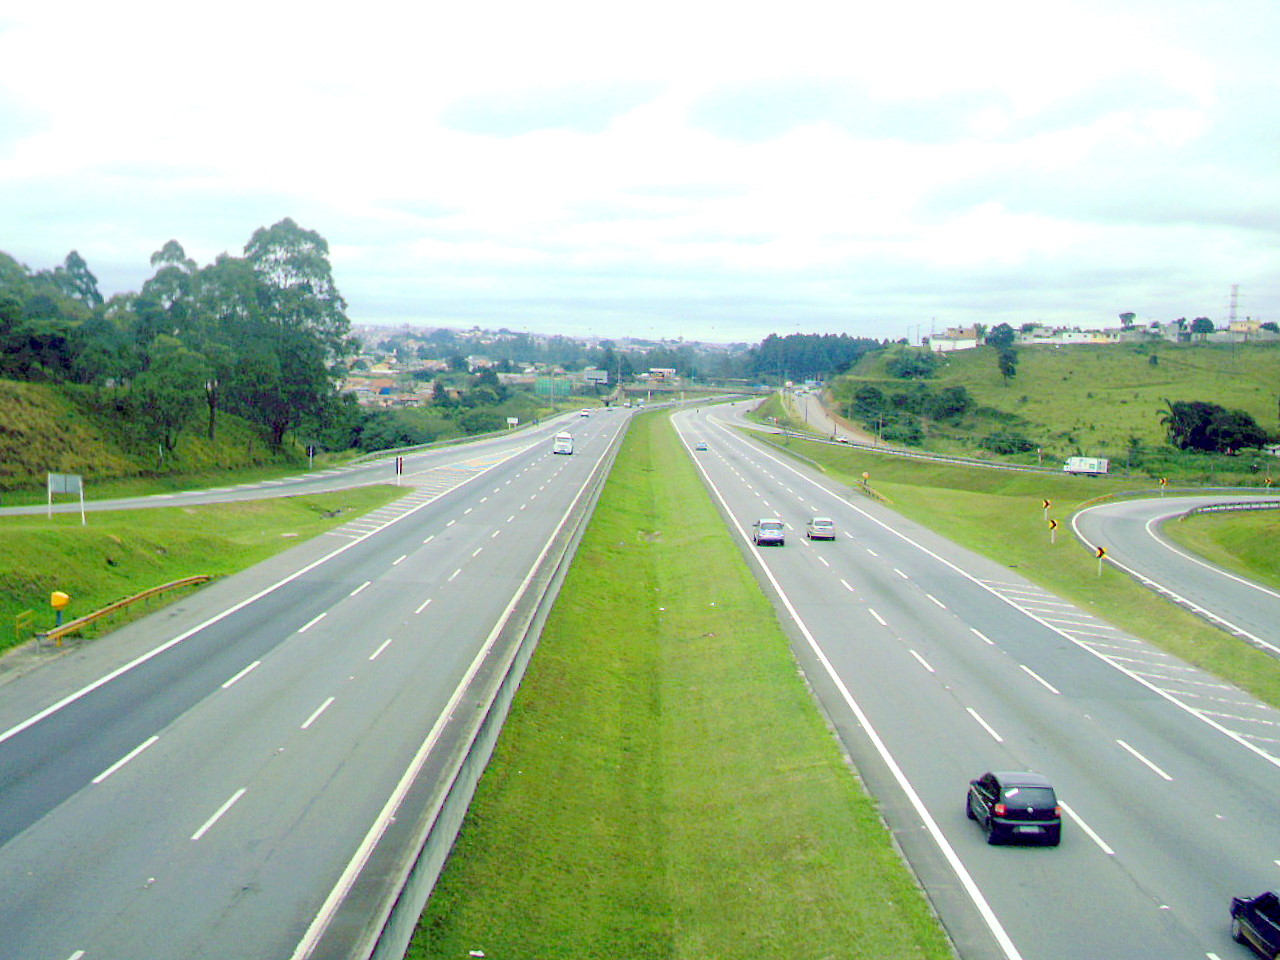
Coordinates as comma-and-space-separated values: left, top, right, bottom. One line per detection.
2, 0, 1277, 343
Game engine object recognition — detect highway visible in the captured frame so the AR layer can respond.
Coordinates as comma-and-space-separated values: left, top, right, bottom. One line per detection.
677, 403, 1280, 960
0, 409, 627, 960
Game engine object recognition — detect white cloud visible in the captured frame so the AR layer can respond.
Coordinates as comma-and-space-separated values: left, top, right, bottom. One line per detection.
1, 0, 1276, 341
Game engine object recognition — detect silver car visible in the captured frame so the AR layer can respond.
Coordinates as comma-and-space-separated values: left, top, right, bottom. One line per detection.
806, 517, 836, 540
752, 519, 786, 546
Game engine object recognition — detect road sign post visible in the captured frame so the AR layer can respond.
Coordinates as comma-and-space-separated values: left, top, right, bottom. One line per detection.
47, 473, 85, 525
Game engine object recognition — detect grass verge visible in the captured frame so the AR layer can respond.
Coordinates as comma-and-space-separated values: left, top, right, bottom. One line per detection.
750, 432, 1280, 708
1162, 510, 1280, 593
0, 486, 406, 652
408, 413, 952, 960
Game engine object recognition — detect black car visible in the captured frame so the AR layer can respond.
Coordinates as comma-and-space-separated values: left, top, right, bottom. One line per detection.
967, 771, 1061, 845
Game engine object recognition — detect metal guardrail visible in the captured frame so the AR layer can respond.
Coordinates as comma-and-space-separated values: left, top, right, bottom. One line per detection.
303, 410, 631, 960
38, 576, 212, 647
1182, 499, 1280, 519
771, 428, 1065, 475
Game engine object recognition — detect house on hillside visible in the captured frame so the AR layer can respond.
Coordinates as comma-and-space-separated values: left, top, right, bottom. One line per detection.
926, 326, 981, 352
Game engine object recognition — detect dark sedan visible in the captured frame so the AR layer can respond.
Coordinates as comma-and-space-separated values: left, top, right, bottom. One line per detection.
967, 771, 1061, 845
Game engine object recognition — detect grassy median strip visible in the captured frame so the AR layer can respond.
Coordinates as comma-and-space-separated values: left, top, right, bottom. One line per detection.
409, 413, 951, 960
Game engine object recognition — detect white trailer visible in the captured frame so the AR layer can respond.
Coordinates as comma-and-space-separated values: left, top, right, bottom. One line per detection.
1063, 456, 1109, 475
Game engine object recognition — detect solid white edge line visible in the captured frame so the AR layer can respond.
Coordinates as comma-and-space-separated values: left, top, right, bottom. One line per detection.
675, 420, 1025, 960
1116, 739, 1173, 781
289, 418, 625, 960
966, 707, 1004, 743
1058, 800, 1115, 856
301, 697, 336, 730
92, 735, 159, 784
1019, 664, 1061, 696
191, 787, 246, 841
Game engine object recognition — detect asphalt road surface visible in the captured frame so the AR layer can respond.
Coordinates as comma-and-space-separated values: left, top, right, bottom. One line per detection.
679, 403, 1280, 960
0, 409, 627, 960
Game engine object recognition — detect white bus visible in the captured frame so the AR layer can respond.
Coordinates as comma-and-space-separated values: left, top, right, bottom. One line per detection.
553, 432, 574, 455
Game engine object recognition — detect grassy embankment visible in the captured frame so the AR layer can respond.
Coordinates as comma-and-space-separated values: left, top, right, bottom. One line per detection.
1164, 510, 1280, 594
0, 377, 590, 505
750, 432, 1280, 708
0, 378, 312, 505
0, 487, 406, 653
836, 341, 1280, 475
409, 412, 952, 960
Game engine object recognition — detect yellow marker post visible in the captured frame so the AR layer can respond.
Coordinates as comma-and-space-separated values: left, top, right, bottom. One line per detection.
1048, 517, 1058, 545
50, 590, 71, 639
1094, 546, 1107, 576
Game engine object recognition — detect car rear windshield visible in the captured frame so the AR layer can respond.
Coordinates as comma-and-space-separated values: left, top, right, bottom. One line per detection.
1001, 786, 1056, 807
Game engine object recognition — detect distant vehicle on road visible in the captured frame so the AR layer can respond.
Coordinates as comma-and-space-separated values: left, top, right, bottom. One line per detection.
553, 432, 574, 455
752, 519, 786, 546
695, 441, 708, 451
579, 408, 591, 417
1064, 456, 1109, 475
1231, 891, 1280, 957
806, 517, 836, 540
966, 771, 1061, 845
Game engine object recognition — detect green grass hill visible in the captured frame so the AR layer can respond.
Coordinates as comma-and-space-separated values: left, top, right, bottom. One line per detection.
0, 379, 299, 495
835, 341, 1280, 475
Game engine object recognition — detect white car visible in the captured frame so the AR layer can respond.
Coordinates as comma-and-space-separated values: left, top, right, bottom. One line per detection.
579, 408, 591, 416
806, 517, 836, 540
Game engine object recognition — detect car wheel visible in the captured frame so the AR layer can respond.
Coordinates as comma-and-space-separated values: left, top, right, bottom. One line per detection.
965, 798, 976, 821
1230, 917, 1244, 943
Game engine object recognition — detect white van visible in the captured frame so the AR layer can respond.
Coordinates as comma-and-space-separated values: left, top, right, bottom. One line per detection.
553, 432, 574, 455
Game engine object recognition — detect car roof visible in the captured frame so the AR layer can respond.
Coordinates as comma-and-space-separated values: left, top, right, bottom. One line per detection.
810, 517, 833, 523
989, 771, 1054, 788
757, 518, 783, 524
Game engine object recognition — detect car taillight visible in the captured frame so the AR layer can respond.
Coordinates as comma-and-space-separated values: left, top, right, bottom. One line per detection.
993, 803, 1006, 816
1054, 806, 1062, 817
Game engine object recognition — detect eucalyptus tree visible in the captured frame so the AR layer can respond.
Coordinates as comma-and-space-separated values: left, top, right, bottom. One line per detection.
129, 335, 211, 453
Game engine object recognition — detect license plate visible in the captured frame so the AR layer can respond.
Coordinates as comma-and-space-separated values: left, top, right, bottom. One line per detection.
1013, 825, 1043, 834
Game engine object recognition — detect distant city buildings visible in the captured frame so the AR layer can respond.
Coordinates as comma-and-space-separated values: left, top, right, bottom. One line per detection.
925, 319, 1278, 353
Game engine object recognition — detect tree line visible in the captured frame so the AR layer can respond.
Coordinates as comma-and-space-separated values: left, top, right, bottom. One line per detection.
3, 227, 895, 458
1, 219, 353, 451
